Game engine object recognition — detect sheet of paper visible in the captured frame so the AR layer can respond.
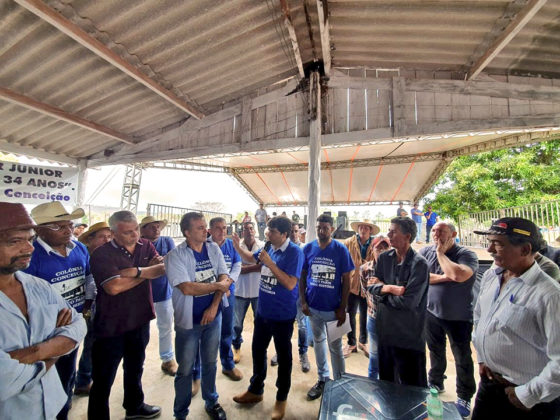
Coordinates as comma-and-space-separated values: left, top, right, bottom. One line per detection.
326, 314, 352, 343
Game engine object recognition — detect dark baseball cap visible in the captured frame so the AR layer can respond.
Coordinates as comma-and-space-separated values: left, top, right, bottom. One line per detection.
474, 217, 539, 240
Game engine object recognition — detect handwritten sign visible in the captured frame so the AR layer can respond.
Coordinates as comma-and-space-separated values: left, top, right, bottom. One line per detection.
0, 161, 78, 204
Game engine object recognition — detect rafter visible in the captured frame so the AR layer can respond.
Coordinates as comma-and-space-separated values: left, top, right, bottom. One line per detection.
316, 0, 332, 76
0, 87, 135, 145
279, 0, 305, 78
467, 0, 548, 80
14, 0, 204, 119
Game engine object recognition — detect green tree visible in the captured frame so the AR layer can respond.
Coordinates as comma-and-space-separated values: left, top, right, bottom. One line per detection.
428, 139, 560, 220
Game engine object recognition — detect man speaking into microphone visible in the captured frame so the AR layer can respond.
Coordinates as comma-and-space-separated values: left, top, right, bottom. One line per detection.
232, 215, 304, 420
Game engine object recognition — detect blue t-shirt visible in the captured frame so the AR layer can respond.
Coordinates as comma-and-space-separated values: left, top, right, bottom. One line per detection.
425, 211, 438, 227
303, 240, 355, 311
151, 236, 175, 302
24, 239, 90, 311
218, 238, 241, 293
192, 243, 219, 324
410, 207, 423, 223
254, 240, 304, 321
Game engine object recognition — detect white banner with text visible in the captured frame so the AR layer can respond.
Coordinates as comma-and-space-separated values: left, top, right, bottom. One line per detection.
0, 161, 78, 204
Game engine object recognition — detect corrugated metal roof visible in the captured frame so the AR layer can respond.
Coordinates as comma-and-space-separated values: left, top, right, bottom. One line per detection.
1, 0, 558, 165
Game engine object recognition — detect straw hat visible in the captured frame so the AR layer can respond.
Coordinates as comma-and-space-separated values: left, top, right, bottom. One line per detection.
0, 202, 36, 233
139, 216, 167, 229
373, 236, 390, 248
31, 201, 84, 225
78, 222, 110, 243
350, 220, 380, 235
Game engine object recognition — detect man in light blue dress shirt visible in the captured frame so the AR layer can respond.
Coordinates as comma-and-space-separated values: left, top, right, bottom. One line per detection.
473, 218, 560, 419
0, 202, 86, 420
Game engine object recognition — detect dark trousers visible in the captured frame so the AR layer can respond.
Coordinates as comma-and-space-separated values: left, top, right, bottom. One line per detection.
88, 323, 150, 420
472, 375, 560, 420
249, 315, 294, 401
55, 347, 79, 420
425, 312, 476, 400
378, 343, 427, 387
426, 225, 434, 242
347, 293, 367, 346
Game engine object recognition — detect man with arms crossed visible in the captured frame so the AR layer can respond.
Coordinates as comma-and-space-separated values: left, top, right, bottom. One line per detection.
0, 202, 86, 420
300, 214, 354, 400
419, 221, 478, 418
367, 217, 430, 387
88, 211, 165, 420
165, 212, 231, 420
232, 216, 304, 420
472, 218, 560, 419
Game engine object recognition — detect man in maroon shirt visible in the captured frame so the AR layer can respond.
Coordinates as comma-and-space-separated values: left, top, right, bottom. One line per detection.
87, 211, 165, 420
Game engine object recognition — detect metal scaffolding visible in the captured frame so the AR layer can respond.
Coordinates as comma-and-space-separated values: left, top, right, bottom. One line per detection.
120, 163, 143, 212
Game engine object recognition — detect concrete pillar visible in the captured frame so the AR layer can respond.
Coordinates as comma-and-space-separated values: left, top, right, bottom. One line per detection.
307, 71, 321, 243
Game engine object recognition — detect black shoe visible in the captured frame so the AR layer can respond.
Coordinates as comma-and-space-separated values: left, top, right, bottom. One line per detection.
125, 403, 161, 419
205, 403, 227, 420
270, 353, 278, 366
307, 380, 325, 400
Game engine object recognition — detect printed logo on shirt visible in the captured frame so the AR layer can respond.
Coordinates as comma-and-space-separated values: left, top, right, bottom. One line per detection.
51, 266, 86, 308
195, 259, 217, 296
224, 254, 232, 271
310, 257, 336, 290
260, 265, 278, 294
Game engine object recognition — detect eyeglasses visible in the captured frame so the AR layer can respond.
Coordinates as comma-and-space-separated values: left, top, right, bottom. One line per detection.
41, 223, 73, 232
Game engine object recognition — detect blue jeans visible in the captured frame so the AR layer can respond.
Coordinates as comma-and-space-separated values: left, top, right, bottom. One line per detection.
233, 296, 258, 350
174, 314, 221, 419
367, 315, 379, 379
154, 299, 174, 362
76, 317, 94, 388
296, 298, 309, 355
309, 308, 345, 381
193, 294, 235, 378
415, 221, 423, 243
220, 293, 236, 371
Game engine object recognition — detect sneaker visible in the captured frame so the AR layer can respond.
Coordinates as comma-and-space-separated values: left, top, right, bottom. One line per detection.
233, 348, 241, 364
161, 360, 178, 376
307, 380, 325, 400
222, 367, 243, 381
205, 403, 227, 420
428, 382, 445, 393
300, 353, 310, 373
455, 398, 471, 418
125, 403, 161, 419
271, 353, 278, 366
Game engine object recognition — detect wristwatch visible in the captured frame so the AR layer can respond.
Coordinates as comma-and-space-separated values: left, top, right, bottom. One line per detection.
135, 266, 143, 278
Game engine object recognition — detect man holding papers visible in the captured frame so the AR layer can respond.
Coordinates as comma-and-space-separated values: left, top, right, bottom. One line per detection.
300, 214, 354, 401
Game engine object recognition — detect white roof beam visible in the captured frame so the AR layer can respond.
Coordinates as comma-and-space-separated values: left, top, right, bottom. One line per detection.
14, 0, 204, 119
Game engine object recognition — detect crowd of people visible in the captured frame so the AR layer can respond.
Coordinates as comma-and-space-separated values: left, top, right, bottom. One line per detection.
1, 200, 559, 420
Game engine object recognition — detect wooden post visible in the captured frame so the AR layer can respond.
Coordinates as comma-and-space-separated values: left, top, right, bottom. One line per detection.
307, 71, 321, 243
392, 77, 407, 137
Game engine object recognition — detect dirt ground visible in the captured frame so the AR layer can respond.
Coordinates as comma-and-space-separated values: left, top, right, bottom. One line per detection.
68, 312, 479, 420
